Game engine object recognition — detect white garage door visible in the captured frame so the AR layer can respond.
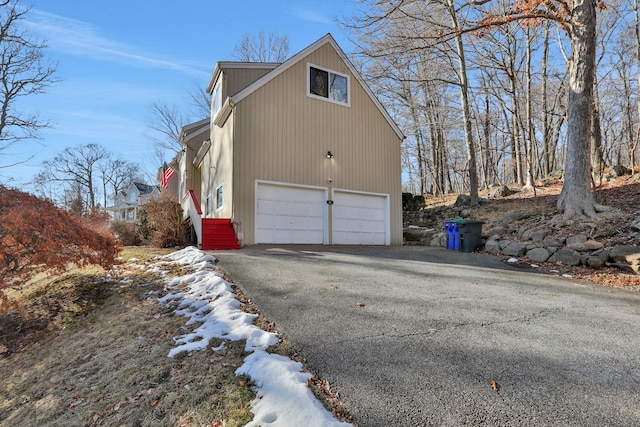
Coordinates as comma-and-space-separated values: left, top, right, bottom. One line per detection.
332, 191, 388, 245
255, 183, 326, 244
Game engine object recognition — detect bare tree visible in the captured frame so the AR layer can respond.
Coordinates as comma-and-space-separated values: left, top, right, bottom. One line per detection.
188, 85, 211, 118
233, 31, 290, 62
98, 158, 140, 208
0, 0, 57, 165
38, 144, 109, 211
344, 0, 480, 204
556, 0, 607, 218
148, 102, 186, 153
347, 0, 609, 218
148, 31, 290, 168
479, 0, 609, 218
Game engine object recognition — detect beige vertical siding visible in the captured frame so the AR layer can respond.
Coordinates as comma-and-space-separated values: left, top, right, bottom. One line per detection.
221, 65, 278, 99
231, 43, 403, 245
203, 114, 234, 219
183, 128, 207, 201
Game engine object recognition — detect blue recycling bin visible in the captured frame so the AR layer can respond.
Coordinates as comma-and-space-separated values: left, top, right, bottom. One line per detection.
446, 219, 485, 252
444, 219, 462, 251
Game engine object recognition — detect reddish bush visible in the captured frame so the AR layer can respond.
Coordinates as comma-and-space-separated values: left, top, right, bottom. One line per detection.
0, 186, 121, 312
82, 210, 112, 235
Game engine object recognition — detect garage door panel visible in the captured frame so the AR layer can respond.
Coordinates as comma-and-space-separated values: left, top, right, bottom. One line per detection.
333, 191, 388, 245
256, 183, 326, 244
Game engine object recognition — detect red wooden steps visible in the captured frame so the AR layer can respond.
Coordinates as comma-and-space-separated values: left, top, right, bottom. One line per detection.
201, 218, 240, 250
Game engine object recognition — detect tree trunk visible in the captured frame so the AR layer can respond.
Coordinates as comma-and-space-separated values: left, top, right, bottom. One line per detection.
509, 79, 523, 186
447, 0, 479, 205
557, 0, 600, 219
482, 81, 494, 188
590, 74, 605, 182
541, 22, 552, 177
524, 28, 535, 190
633, 0, 640, 172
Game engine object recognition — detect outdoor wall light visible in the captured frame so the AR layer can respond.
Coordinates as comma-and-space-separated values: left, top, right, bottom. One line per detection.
326, 151, 334, 159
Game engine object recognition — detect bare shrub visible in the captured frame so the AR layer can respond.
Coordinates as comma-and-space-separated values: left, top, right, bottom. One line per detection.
137, 196, 188, 248
110, 221, 141, 246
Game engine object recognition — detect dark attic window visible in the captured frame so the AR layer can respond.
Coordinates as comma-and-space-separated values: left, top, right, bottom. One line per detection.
308, 64, 349, 106
309, 66, 328, 98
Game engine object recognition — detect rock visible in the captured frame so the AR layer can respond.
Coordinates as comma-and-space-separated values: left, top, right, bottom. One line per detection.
609, 245, 640, 260
486, 226, 507, 236
548, 248, 581, 266
404, 226, 433, 242
430, 232, 447, 247
484, 238, 502, 254
566, 234, 587, 245
630, 172, 640, 183
594, 249, 610, 262
530, 229, 550, 242
539, 177, 556, 186
497, 213, 527, 226
608, 246, 640, 274
526, 247, 551, 263
502, 242, 527, 257
546, 247, 559, 255
630, 217, 640, 232
586, 257, 605, 268
487, 185, 512, 198
543, 237, 565, 247
454, 194, 471, 207
566, 239, 604, 252
499, 239, 512, 250
611, 164, 632, 176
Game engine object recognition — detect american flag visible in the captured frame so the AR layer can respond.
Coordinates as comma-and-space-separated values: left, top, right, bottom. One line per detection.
161, 162, 175, 188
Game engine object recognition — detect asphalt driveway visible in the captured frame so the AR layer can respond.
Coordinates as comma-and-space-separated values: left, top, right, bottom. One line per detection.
215, 245, 640, 426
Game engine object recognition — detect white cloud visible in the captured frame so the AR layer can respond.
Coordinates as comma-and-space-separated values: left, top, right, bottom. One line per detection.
25, 9, 209, 79
288, 5, 334, 25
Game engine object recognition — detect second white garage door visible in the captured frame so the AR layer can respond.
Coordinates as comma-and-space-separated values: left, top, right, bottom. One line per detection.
332, 190, 388, 245
255, 183, 327, 244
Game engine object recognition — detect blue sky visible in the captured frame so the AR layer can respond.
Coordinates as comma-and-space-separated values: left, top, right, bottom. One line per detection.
4, 0, 359, 190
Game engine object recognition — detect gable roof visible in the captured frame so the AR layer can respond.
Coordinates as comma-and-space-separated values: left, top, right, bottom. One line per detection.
179, 118, 209, 144
133, 182, 159, 195
207, 62, 280, 94
226, 33, 404, 140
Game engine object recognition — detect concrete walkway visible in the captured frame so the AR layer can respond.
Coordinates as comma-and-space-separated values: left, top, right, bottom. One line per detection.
216, 245, 640, 426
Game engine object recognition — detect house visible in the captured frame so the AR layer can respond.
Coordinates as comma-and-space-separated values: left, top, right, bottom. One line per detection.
170, 33, 404, 248
110, 182, 161, 222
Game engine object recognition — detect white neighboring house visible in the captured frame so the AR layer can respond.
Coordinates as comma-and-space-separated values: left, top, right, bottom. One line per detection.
110, 182, 161, 222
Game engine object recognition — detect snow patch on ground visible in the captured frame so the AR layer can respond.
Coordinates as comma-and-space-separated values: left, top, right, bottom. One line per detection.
150, 246, 351, 427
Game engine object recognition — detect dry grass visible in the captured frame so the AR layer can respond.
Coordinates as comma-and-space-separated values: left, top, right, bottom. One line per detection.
0, 247, 255, 427
0, 246, 356, 426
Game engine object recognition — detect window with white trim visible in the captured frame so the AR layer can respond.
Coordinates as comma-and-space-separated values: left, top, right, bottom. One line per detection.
216, 184, 224, 210
205, 195, 211, 217
212, 78, 222, 117
308, 63, 349, 106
